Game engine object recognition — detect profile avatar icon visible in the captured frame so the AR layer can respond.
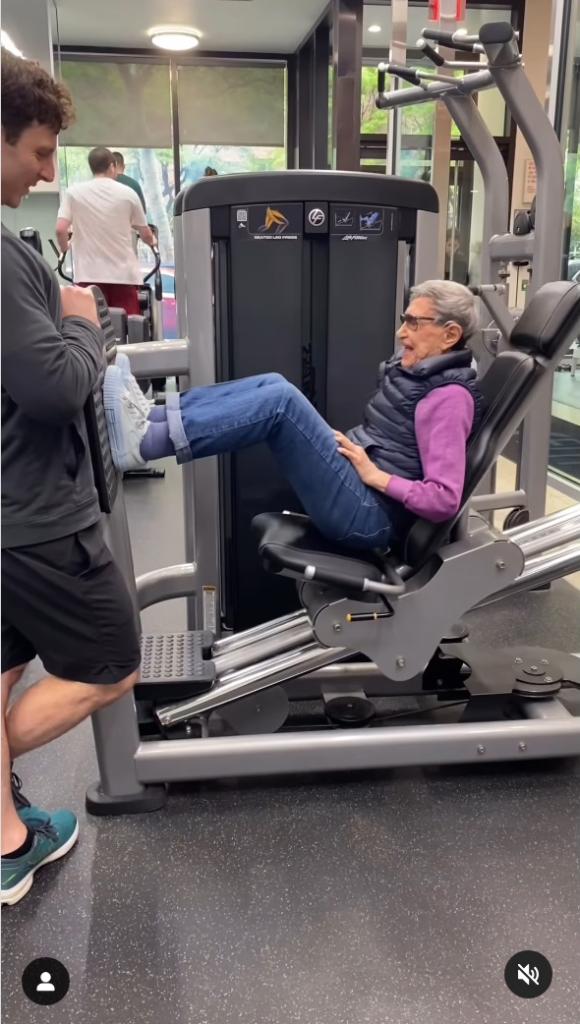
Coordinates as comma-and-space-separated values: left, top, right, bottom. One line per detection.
36, 971, 56, 992
22, 956, 70, 1005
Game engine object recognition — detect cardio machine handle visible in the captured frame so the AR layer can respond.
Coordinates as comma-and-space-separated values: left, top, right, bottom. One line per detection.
143, 244, 161, 283
143, 244, 163, 302
49, 238, 74, 283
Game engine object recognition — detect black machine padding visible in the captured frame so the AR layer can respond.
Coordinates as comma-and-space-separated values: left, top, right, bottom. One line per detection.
508, 281, 580, 358
253, 512, 386, 589
108, 306, 128, 345
84, 287, 119, 513
180, 170, 439, 215
479, 22, 514, 45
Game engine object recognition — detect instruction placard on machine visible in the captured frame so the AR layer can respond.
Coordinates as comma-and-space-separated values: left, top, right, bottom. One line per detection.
202, 585, 217, 633
330, 205, 397, 241
233, 203, 302, 240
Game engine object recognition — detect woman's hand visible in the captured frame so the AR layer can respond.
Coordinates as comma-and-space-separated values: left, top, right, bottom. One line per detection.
334, 431, 391, 491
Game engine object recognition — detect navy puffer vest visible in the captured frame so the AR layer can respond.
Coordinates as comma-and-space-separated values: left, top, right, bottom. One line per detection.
347, 349, 484, 480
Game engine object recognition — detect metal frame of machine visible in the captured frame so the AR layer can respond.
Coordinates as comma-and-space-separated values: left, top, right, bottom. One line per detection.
83, 22, 580, 816
377, 21, 567, 520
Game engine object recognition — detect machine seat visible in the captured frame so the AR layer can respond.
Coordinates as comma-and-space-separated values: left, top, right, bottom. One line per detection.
253, 281, 580, 585
253, 511, 393, 595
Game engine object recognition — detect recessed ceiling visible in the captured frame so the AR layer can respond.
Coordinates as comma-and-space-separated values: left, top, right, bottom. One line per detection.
52, 0, 329, 54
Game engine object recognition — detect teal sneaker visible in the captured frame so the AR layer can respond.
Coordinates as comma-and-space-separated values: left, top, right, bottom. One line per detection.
1, 810, 79, 906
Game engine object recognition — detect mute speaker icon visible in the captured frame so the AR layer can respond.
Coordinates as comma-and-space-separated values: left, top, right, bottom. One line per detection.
517, 963, 540, 986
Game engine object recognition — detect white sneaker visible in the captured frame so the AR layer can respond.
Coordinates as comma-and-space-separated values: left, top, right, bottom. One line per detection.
115, 350, 153, 419
103, 365, 149, 472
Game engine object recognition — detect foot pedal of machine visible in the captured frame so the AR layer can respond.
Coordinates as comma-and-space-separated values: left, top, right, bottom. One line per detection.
136, 631, 215, 701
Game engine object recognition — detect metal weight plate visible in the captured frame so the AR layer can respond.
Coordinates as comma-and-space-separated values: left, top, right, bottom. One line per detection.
216, 686, 290, 735
325, 695, 375, 727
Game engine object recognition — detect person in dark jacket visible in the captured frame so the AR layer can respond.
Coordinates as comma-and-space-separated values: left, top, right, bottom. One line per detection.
105, 280, 483, 551
1, 50, 140, 906
112, 151, 147, 212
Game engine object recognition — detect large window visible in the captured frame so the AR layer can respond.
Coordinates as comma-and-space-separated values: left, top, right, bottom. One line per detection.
58, 60, 176, 335
360, 3, 511, 201
362, 2, 513, 48
550, 12, 580, 489
179, 145, 285, 183
361, 66, 435, 138
56, 56, 287, 339
177, 62, 286, 180
59, 61, 175, 265
361, 65, 435, 181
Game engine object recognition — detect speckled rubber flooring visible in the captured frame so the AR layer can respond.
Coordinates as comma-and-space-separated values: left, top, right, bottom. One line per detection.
2, 461, 579, 1024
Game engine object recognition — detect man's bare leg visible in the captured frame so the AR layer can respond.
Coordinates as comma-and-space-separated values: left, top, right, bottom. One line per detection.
2, 667, 29, 855
6, 669, 138, 760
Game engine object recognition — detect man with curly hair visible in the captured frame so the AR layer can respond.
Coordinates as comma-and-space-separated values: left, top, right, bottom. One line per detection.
1, 51, 141, 905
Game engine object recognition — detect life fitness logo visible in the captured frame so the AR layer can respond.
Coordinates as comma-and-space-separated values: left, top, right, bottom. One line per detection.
308, 208, 325, 227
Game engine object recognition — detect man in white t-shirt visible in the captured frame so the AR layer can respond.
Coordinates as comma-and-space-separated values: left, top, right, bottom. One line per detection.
56, 146, 155, 315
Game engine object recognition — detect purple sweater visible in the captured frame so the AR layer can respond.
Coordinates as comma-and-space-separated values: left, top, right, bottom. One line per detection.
385, 384, 475, 522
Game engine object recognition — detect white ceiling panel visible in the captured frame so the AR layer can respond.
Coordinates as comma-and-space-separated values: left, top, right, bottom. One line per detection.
52, 0, 329, 54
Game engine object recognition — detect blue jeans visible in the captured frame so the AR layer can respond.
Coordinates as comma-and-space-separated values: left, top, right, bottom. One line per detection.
166, 373, 401, 549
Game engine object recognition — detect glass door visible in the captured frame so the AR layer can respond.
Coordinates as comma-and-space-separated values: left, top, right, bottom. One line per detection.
445, 155, 474, 286
550, 13, 580, 488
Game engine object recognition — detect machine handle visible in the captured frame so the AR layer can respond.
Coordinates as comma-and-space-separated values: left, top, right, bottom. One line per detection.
378, 67, 386, 93
386, 63, 421, 86
420, 28, 479, 52
418, 40, 445, 67
303, 563, 406, 597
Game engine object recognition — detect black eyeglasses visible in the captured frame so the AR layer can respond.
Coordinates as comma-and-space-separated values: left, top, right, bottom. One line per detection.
399, 313, 441, 331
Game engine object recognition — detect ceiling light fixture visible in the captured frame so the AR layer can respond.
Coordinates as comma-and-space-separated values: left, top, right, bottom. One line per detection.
149, 27, 201, 52
368, 24, 382, 34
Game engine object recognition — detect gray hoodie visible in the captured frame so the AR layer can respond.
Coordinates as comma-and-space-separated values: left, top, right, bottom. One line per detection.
1, 225, 103, 548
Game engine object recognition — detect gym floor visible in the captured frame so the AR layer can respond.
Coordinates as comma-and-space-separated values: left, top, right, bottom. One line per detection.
2, 459, 580, 1024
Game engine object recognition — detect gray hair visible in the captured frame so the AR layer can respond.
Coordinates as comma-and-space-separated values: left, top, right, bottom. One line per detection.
409, 280, 479, 341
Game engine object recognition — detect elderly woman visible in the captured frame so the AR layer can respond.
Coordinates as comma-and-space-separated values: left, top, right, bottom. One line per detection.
104, 280, 483, 551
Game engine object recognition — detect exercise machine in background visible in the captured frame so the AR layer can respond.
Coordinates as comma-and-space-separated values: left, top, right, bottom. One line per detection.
376, 21, 566, 524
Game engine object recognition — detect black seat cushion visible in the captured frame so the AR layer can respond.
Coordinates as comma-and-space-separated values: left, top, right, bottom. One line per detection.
253, 512, 386, 588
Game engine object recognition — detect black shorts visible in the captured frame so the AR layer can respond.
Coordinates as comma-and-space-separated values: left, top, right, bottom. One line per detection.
1, 523, 141, 685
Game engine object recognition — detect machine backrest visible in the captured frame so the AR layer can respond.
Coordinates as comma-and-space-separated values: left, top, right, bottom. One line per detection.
403, 280, 580, 568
